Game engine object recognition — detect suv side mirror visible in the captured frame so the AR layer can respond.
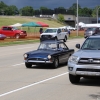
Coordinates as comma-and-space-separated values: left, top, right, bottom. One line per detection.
76, 44, 80, 49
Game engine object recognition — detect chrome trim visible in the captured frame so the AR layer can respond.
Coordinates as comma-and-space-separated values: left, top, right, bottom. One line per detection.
25, 60, 52, 63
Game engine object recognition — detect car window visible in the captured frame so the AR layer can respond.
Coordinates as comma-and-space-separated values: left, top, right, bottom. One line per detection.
57, 29, 61, 33
58, 43, 68, 50
44, 29, 57, 33
38, 43, 57, 50
2, 27, 8, 30
81, 38, 100, 50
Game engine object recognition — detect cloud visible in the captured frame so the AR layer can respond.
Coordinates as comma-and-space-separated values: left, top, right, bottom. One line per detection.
2, 0, 100, 9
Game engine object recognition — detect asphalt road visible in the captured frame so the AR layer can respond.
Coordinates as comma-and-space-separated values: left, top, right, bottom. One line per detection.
0, 38, 100, 100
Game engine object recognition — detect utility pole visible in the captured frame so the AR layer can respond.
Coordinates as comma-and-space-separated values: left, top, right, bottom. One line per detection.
76, 0, 79, 36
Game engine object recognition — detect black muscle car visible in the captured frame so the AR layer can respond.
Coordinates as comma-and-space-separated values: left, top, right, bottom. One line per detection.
23, 40, 74, 68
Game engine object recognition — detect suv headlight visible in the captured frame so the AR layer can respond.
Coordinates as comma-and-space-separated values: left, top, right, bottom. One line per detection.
68, 55, 79, 64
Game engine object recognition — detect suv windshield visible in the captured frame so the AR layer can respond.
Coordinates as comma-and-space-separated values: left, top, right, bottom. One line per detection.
81, 38, 100, 50
44, 29, 57, 33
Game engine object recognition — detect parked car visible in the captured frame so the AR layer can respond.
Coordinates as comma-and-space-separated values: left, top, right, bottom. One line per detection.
40, 28, 68, 42
23, 40, 74, 68
0, 26, 27, 39
0, 34, 6, 40
66, 26, 76, 31
84, 27, 100, 38
68, 35, 100, 84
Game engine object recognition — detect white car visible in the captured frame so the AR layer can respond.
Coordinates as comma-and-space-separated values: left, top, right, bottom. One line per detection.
40, 28, 68, 42
66, 26, 76, 31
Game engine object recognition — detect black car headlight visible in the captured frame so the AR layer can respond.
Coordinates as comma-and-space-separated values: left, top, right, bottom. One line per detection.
48, 55, 51, 59
24, 53, 28, 60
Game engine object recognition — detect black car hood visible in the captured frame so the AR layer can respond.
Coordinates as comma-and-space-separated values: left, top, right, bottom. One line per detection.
27, 49, 57, 58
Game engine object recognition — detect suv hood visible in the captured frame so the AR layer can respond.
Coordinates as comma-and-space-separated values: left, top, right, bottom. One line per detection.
41, 33, 56, 36
74, 50, 100, 58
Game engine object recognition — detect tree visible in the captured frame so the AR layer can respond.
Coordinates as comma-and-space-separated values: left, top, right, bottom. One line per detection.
79, 7, 92, 17
92, 6, 100, 17
68, 3, 81, 15
4, 5, 19, 15
20, 6, 34, 16
57, 14, 64, 23
0, 1, 8, 15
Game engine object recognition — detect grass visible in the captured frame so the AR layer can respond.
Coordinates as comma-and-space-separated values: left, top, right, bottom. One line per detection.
0, 16, 65, 34
0, 16, 84, 46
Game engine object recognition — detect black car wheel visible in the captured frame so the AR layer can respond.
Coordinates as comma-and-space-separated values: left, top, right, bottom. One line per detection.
69, 74, 80, 84
53, 58, 59, 68
25, 63, 32, 68
63, 36, 67, 42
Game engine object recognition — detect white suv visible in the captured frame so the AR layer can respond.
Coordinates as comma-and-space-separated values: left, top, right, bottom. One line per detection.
40, 28, 68, 42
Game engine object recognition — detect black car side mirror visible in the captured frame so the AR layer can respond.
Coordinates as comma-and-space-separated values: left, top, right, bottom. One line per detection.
76, 44, 80, 49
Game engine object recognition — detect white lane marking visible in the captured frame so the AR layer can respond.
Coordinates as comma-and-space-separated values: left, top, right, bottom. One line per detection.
0, 72, 68, 97
12, 63, 24, 66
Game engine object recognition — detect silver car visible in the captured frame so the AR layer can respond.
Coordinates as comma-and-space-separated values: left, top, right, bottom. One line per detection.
84, 27, 100, 38
68, 35, 100, 84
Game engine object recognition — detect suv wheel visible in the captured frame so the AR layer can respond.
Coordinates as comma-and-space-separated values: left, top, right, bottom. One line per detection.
25, 63, 32, 68
69, 74, 80, 84
55, 37, 58, 41
63, 36, 67, 42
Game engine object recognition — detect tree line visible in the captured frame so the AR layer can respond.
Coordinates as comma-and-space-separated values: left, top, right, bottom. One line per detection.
0, 1, 100, 17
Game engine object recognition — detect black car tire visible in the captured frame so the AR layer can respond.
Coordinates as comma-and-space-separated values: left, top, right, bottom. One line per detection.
69, 73, 80, 84
63, 36, 67, 42
53, 58, 59, 68
25, 63, 32, 68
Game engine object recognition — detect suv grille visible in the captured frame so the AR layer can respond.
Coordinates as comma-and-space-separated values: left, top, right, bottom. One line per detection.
76, 68, 100, 72
41, 35, 52, 39
78, 58, 100, 64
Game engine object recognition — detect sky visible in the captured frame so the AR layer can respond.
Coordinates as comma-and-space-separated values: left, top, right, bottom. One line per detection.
2, 0, 100, 9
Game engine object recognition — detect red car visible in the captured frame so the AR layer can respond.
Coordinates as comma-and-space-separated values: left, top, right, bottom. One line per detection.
0, 26, 27, 39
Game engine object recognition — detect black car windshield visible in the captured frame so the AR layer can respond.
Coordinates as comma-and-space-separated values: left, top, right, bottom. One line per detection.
81, 38, 100, 50
44, 29, 57, 33
38, 42, 68, 50
38, 42, 58, 50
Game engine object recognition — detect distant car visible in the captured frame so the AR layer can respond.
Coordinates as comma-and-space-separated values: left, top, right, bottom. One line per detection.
84, 27, 100, 38
68, 35, 100, 84
66, 26, 76, 31
0, 34, 6, 40
23, 40, 74, 68
40, 28, 68, 42
0, 26, 27, 39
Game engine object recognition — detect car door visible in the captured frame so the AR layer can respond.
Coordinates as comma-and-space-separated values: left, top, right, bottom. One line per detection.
57, 43, 69, 63
2, 27, 13, 37
57, 29, 62, 39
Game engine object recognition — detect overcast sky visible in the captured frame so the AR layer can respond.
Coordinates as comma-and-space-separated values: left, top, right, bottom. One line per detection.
2, 0, 100, 9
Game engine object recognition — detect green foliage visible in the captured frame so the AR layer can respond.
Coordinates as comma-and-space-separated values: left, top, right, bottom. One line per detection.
0, 0, 99, 17
57, 14, 64, 23
20, 6, 34, 16
92, 6, 100, 17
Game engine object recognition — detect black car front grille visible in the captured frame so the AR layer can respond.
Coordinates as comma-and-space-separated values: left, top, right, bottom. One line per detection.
76, 68, 100, 72
28, 58, 47, 61
78, 58, 100, 64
